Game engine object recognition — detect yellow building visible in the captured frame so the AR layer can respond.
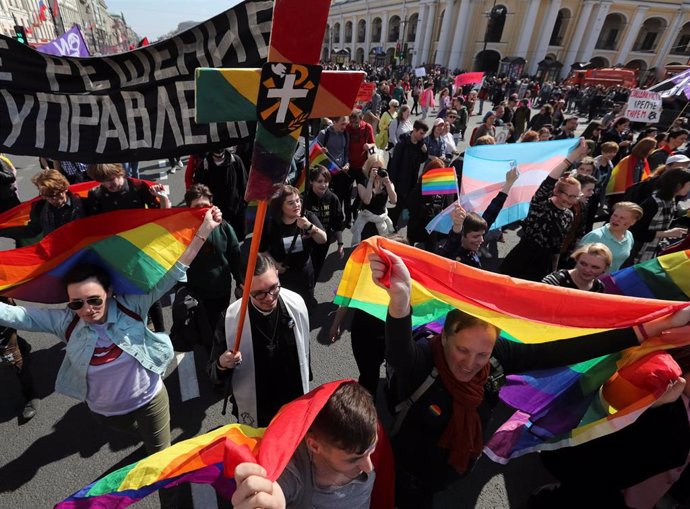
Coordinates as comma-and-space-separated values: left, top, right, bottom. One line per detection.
325, 0, 690, 80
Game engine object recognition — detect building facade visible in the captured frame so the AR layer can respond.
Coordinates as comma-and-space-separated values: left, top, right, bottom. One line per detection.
325, 0, 690, 80
0, 0, 136, 54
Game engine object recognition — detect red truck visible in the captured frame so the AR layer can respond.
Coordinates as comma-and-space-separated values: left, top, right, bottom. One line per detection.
565, 68, 638, 88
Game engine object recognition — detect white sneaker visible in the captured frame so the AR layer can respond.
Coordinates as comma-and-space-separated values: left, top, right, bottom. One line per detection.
169, 166, 177, 174
176, 160, 185, 169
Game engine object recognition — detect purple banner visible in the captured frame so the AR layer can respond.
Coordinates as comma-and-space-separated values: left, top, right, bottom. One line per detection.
37, 25, 90, 57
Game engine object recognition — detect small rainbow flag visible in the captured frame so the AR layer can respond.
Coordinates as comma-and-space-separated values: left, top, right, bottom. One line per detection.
309, 140, 341, 174
421, 167, 457, 196
56, 380, 396, 508
0, 207, 206, 303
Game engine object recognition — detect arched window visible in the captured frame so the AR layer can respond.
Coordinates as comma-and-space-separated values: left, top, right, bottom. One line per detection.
407, 13, 419, 43
357, 19, 366, 43
549, 9, 570, 46
345, 21, 353, 43
485, 5, 507, 43
672, 22, 690, 55
633, 18, 668, 53
595, 13, 626, 51
388, 15, 400, 43
333, 22, 340, 43
371, 17, 382, 43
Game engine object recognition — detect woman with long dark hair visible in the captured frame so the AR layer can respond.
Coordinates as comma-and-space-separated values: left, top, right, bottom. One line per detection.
260, 185, 327, 305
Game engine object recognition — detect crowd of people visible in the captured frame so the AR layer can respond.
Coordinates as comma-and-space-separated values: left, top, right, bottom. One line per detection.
1, 64, 690, 509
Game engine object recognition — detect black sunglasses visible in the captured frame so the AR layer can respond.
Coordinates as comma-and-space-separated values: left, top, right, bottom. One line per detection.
67, 297, 104, 310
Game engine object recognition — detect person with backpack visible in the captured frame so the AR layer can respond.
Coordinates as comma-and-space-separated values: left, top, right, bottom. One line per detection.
192, 147, 249, 241
370, 248, 690, 509
0, 207, 222, 506
318, 116, 352, 226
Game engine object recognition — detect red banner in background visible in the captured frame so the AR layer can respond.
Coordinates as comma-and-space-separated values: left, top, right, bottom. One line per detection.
356, 82, 376, 103
455, 72, 484, 87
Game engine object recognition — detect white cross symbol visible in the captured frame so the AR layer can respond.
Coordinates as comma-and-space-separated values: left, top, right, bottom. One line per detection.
267, 73, 309, 124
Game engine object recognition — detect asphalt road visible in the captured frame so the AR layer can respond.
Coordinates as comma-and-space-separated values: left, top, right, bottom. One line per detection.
0, 109, 575, 509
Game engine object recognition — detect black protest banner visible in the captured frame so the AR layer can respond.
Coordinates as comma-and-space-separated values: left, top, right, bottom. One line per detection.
0, 0, 272, 163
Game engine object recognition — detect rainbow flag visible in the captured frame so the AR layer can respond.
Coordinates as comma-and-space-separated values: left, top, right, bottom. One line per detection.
0, 208, 206, 303
0, 179, 155, 231
309, 140, 341, 174
605, 155, 650, 195
56, 380, 395, 508
421, 167, 457, 196
455, 138, 579, 232
334, 237, 690, 461
601, 249, 690, 300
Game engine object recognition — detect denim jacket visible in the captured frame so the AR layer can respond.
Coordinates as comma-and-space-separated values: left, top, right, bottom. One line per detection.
0, 262, 187, 401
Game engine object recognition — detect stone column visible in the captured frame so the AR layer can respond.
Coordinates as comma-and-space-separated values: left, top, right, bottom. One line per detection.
515, 0, 541, 58
339, 17, 345, 48
435, 0, 455, 67
420, 1, 438, 66
447, 0, 472, 70
351, 18, 357, 59
380, 12, 389, 50
654, 9, 686, 68
560, 0, 596, 78
578, 1, 612, 63
528, 0, 563, 74
615, 6, 649, 66
412, 3, 429, 67
364, 14, 371, 58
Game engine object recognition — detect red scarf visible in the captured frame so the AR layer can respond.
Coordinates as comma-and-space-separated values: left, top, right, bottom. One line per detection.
430, 335, 490, 473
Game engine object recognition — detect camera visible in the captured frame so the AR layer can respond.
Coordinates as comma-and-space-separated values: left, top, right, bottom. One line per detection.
377, 168, 388, 178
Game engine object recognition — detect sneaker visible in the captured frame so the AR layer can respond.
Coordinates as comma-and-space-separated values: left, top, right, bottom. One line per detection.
22, 399, 38, 420
168, 166, 177, 174
176, 160, 185, 169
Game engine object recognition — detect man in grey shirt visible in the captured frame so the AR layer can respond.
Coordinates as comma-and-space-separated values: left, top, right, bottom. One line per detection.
231, 382, 379, 509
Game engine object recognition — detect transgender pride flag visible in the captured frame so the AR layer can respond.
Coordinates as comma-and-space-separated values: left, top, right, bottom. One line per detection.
460, 138, 578, 230
426, 139, 578, 233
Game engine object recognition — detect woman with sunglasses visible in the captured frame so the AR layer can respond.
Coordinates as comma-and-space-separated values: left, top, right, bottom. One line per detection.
207, 253, 310, 428
0, 207, 222, 469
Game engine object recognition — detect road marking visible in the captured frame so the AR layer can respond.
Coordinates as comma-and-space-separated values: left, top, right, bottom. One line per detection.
175, 351, 200, 401
191, 483, 218, 509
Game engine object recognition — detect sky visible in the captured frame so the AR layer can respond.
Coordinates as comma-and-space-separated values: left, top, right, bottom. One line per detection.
104, 0, 242, 39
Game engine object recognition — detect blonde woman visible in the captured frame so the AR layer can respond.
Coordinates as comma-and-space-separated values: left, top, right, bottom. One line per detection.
542, 243, 612, 292
350, 154, 397, 246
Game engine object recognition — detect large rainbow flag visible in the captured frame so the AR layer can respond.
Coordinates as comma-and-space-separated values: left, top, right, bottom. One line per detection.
334, 237, 690, 461
456, 138, 579, 231
0, 180, 155, 232
0, 207, 206, 303
56, 380, 395, 509
605, 155, 650, 195
601, 248, 690, 300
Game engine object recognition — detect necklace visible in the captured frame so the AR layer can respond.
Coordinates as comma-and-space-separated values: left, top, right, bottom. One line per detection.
251, 301, 281, 356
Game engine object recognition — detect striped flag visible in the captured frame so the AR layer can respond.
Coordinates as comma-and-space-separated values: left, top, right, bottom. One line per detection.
421, 167, 457, 196
309, 140, 341, 174
460, 139, 578, 230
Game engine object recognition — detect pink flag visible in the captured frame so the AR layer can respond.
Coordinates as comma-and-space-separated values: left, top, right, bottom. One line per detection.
454, 72, 484, 87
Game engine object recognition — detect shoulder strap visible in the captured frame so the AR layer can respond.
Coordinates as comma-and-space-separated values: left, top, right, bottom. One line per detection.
64, 314, 80, 342
116, 300, 143, 322
390, 367, 438, 436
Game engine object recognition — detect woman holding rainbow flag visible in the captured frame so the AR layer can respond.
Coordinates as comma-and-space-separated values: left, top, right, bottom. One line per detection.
370, 248, 690, 508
